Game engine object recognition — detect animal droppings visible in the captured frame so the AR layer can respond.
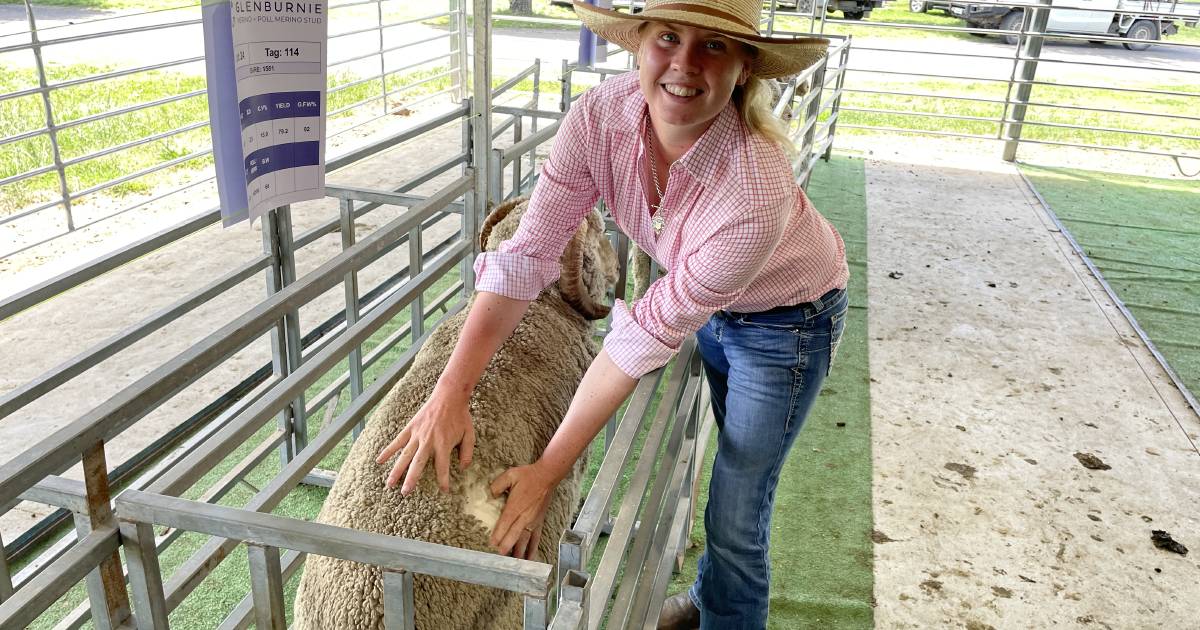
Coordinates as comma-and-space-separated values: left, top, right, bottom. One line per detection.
1073, 452, 1111, 470
1150, 530, 1188, 556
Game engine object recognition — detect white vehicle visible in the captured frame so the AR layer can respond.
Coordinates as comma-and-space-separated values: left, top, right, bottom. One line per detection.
954, 0, 1200, 50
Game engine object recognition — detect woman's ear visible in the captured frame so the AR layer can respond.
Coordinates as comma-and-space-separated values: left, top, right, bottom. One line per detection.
737, 63, 751, 86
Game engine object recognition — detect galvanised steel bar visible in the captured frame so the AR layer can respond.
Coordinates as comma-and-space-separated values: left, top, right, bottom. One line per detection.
17, 476, 88, 514
79, 443, 132, 628
263, 208, 297, 464
115, 489, 555, 596
0, 175, 473, 507
837, 124, 994, 140
246, 544, 286, 630
382, 569, 416, 630
838, 106, 1003, 124
608, 370, 700, 627
216, 549, 304, 630
0, 526, 120, 627
275, 208, 310, 454
524, 594, 550, 630
326, 103, 467, 171
68, 148, 213, 200
0, 533, 11, 602
999, 117, 1200, 143
339, 199, 367, 438
844, 67, 1011, 83
120, 521, 168, 630
587, 345, 693, 626
1015, 53, 1200, 76
799, 62, 829, 189
500, 121, 563, 164
823, 39, 850, 161
305, 282, 465, 417
468, 0, 493, 290
1008, 78, 1198, 100
155, 304, 459, 612
70, 511, 117, 630
0, 254, 271, 421
569, 372, 665, 552
550, 570, 588, 630
1022, 101, 1200, 123
149, 241, 470, 500
637, 500, 692, 630
1009, 137, 1197, 160
1003, 0, 1053, 161
842, 87, 1007, 105
409, 224, 425, 341
23, 0, 73, 231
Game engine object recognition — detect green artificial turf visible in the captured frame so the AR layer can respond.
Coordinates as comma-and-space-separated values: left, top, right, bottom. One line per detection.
667, 155, 875, 629
1021, 164, 1200, 399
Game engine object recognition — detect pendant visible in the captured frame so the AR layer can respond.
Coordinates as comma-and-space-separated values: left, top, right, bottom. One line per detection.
652, 215, 665, 235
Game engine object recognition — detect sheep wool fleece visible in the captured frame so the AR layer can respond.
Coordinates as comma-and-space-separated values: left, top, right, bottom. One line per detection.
293, 198, 618, 630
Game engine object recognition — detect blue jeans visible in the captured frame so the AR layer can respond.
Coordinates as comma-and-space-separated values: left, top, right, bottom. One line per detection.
688, 288, 848, 630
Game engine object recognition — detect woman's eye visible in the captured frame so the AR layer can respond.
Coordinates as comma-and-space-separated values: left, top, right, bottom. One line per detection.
659, 32, 678, 43
706, 40, 727, 51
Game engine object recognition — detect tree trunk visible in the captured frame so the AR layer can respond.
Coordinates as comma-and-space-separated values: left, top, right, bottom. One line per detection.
509, 0, 534, 15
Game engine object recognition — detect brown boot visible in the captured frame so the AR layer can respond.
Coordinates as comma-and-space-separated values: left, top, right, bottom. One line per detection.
657, 592, 701, 630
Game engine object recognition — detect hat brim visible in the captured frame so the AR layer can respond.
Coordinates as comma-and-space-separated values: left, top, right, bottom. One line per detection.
574, 2, 829, 79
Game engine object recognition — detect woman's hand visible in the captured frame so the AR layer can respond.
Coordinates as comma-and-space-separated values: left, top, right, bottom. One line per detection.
376, 392, 475, 495
489, 463, 557, 560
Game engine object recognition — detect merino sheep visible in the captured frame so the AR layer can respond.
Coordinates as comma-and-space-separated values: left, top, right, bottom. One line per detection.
293, 196, 619, 630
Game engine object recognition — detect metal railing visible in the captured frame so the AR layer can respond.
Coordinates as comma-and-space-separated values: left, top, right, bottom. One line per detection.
0, 3, 849, 628
764, 0, 1200, 174
0, 0, 470, 258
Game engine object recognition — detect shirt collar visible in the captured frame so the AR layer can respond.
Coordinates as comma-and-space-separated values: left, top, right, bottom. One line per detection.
617, 86, 738, 182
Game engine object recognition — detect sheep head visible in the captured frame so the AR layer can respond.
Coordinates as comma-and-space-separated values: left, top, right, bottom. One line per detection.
479, 196, 618, 320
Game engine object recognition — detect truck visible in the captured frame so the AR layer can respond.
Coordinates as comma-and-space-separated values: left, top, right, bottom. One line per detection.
777, 0, 888, 20
952, 0, 1200, 50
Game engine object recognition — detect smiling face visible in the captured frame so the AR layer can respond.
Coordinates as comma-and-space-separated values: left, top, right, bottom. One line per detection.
637, 22, 753, 140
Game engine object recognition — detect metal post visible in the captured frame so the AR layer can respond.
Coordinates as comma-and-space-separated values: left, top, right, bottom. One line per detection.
799, 62, 829, 190
382, 569, 416, 630
512, 115, 523, 196
247, 544, 286, 630
377, 0, 388, 116
80, 443, 132, 628
409, 223, 425, 341
263, 208, 296, 464
767, 0, 779, 35
0, 532, 12, 603
22, 0, 74, 231
490, 148, 504, 202
469, 0, 493, 291
529, 60, 541, 177
275, 206, 308, 452
558, 529, 584, 589
121, 521, 169, 630
340, 199, 366, 439
1002, 0, 1051, 162
823, 39, 850, 162
560, 60, 572, 113
71, 512, 117, 630
453, 0, 470, 102
523, 594, 550, 630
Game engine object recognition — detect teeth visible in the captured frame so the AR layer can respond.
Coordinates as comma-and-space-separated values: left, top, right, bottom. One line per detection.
663, 84, 698, 97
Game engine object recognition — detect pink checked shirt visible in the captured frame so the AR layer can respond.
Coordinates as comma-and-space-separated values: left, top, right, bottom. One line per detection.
474, 72, 848, 379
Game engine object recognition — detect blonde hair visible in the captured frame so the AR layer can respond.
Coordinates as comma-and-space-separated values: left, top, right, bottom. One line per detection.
733, 76, 796, 158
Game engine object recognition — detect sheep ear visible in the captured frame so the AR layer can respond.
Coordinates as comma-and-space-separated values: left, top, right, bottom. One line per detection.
479, 195, 528, 251
559, 216, 612, 321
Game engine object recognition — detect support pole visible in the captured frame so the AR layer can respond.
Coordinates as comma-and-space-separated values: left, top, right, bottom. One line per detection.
80, 443, 132, 628
247, 544, 286, 630
382, 569, 416, 630
468, 0, 493, 292
121, 521, 169, 630
22, 0, 74, 231
1002, 0, 1050, 162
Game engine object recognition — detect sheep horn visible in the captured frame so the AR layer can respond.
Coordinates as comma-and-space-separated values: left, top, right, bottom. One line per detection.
559, 220, 611, 321
478, 195, 528, 251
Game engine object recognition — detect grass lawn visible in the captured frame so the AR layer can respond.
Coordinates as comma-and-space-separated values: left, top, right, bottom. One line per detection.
1021, 164, 1200, 398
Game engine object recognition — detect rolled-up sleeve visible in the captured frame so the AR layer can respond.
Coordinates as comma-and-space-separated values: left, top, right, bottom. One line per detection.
473, 92, 601, 299
603, 195, 791, 378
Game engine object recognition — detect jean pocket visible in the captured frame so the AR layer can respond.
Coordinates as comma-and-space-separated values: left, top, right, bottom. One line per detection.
827, 308, 847, 377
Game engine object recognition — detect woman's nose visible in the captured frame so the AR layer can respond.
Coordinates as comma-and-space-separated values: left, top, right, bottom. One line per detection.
669, 44, 701, 74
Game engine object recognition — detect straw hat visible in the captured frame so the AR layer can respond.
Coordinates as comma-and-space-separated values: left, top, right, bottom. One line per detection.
574, 0, 829, 79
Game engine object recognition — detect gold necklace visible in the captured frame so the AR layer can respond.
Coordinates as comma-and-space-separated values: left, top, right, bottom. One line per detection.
645, 121, 667, 235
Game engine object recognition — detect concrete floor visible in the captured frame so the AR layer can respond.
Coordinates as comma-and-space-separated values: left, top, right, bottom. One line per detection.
865, 153, 1200, 628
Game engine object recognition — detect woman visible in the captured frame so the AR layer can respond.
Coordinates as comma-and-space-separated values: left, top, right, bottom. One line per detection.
376, 1, 847, 627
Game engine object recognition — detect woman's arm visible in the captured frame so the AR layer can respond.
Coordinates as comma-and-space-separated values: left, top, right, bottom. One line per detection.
489, 348, 637, 556
377, 291, 531, 494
